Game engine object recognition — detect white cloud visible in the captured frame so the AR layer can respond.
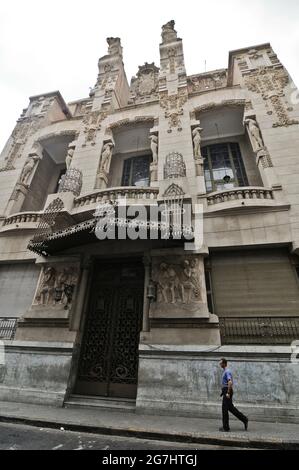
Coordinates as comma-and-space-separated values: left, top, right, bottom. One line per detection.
0, 0, 299, 150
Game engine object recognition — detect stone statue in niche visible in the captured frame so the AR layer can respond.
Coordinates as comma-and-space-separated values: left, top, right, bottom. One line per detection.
192, 126, 203, 158
245, 117, 265, 152
161, 20, 177, 44
35, 265, 78, 308
65, 144, 75, 170
18, 153, 40, 185
149, 134, 158, 164
99, 141, 114, 174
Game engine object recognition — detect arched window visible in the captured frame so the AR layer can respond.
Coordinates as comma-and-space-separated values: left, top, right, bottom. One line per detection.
202, 142, 248, 193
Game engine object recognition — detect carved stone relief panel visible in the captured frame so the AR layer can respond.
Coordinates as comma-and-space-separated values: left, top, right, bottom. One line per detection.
34, 264, 79, 309
150, 255, 209, 319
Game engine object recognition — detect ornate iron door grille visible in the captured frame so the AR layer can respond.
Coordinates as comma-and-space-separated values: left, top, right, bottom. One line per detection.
75, 261, 144, 399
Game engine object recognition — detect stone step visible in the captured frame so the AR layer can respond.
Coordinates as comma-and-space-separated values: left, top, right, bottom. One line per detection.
64, 394, 136, 413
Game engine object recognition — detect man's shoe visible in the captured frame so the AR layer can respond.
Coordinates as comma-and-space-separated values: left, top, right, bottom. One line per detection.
219, 427, 230, 432
244, 418, 249, 431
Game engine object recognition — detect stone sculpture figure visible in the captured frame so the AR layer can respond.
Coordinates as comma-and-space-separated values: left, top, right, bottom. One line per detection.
245, 118, 264, 152
100, 142, 114, 174
156, 263, 180, 304
192, 126, 203, 158
19, 154, 39, 185
161, 20, 177, 44
149, 134, 158, 164
107, 37, 122, 56
36, 266, 56, 305
65, 145, 75, 170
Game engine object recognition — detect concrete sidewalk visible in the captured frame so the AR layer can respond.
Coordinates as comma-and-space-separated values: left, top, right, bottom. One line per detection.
0, 401, 298, 449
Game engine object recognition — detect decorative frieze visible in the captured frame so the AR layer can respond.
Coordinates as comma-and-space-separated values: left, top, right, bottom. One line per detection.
187, 70, 227, 94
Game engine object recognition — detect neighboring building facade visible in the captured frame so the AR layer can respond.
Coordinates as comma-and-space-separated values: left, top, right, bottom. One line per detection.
0, 21, 299, 421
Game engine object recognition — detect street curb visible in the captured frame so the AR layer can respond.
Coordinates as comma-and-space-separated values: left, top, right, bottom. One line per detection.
0, 414, 298, 449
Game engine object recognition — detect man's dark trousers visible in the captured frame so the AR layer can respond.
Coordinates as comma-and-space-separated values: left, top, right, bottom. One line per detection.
222, 387, 247, 430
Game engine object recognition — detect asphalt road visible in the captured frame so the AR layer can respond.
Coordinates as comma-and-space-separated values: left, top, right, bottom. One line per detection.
0, 421, 247, 450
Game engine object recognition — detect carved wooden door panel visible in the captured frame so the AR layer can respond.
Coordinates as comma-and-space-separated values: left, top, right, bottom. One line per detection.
75, 261, 144, 399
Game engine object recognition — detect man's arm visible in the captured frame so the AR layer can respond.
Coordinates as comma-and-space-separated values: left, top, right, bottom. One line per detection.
227, 379, 233, 396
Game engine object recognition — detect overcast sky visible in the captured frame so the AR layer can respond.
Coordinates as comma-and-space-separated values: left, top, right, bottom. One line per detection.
1, 0, 299, 151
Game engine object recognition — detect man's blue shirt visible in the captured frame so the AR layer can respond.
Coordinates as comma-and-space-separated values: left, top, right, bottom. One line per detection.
222, 368, 233, 387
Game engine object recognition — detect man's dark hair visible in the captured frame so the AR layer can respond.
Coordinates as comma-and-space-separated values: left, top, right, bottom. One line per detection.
221, 358, 227, 366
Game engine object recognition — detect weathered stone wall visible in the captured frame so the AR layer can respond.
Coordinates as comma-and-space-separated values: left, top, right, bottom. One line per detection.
0, 341, 74, 406
136, 345, 299, 423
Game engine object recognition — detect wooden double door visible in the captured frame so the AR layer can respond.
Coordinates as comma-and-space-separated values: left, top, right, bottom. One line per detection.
75, 260, 144, 399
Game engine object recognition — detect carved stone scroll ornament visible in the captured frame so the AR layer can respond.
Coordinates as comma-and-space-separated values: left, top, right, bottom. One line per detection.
34, 265, 79, 308
245, 66, 299, 127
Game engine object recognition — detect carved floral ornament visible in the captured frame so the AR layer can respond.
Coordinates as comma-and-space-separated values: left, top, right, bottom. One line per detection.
245, 66, 299, 127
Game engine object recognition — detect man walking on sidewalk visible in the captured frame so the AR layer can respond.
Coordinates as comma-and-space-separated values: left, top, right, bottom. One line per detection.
219, 358, 249, 433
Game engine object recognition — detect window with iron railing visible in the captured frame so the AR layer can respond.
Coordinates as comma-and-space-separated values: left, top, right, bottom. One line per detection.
202, 142, 248, 193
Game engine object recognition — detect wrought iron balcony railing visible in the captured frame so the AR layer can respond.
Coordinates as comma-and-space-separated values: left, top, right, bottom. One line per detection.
220, 317, 299, 345
0, 318, 18, 340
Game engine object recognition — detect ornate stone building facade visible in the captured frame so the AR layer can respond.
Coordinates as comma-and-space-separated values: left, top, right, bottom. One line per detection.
0, 22, 299, 421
